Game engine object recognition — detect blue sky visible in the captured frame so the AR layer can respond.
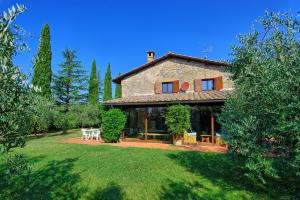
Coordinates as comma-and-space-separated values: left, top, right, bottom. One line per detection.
1, 0, 300, 88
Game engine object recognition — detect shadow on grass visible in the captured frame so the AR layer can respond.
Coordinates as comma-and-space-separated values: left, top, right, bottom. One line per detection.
167, 151, 296, 199
0, 157, 86, 200
27, 129, 80, 140
87, 182, 125, 200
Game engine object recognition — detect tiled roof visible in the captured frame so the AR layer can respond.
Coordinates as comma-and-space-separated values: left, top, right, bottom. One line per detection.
104, 90, 230, 106
113, 53, 227, 84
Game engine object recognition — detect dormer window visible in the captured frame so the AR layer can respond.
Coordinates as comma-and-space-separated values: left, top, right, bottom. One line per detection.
162, 82, 173, 93
202, 79, 214, 91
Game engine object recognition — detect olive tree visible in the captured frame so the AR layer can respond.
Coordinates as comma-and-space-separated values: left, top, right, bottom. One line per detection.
219, 12, 300, 183
0, 4, 33, 153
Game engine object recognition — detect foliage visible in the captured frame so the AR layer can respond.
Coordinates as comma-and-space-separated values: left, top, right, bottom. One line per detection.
31, 24, 52, 97
164, 104, 191, 135
88, 59, 99, 104
114, 73, 122, 99
0, 154, 31, 199
0, 4, 33, 153
29, 95, 59, 134
71, 104, 100, 128
103, 63, 112, 101
52, 49, 88, 111
53, 109, 77, 133
219, 12, 300, 183
102, 109, 126, 142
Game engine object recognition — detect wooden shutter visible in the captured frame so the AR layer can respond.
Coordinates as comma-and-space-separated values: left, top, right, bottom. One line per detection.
214, 76, 223, 91
194, 79, 202, 92
154, 81, 162, 94
173, 80, 179, 93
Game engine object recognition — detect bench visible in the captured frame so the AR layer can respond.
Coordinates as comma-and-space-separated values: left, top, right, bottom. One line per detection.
145, 133, 167, 140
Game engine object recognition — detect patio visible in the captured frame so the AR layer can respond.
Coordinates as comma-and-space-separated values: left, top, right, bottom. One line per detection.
60, 137, 227, 153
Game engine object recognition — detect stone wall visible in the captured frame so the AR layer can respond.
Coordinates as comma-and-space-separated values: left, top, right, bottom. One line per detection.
121, 58, 234, 97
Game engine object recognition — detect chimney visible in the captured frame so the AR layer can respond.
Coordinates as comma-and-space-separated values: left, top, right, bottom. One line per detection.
147, 51, 155, 63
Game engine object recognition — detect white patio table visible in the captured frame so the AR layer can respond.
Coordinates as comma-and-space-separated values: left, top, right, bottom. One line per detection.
86, 129, 100, 140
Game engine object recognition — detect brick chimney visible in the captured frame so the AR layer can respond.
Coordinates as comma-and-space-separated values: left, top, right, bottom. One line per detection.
147, 51, 155, 63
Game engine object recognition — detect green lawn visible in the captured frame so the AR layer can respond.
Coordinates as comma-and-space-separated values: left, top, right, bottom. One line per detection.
0, 130, 293, 199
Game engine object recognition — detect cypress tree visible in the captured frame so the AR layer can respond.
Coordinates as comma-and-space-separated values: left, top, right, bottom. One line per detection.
103, 63, 112, 101
32, 24, 52, 97
88, 59, 99, 104
114, 72, 122, 99
52, 49, 87, 111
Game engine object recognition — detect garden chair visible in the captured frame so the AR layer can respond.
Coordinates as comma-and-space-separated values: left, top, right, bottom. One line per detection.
91, 129, 101, 141
81, 129, 89, 140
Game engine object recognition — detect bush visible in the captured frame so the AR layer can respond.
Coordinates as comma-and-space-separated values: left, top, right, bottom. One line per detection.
164, 104, 191, 135
102, 109, 126, 143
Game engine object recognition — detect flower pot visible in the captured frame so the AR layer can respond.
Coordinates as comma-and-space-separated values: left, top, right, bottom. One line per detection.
172, 135, 183, 146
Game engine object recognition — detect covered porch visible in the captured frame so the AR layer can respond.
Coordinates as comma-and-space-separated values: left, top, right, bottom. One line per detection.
104, 91, 228, 144
119, 103, 223, 144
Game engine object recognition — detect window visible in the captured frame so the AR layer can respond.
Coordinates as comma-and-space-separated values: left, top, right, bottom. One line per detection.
162, 82, 173, 93
202, 79, 214, 91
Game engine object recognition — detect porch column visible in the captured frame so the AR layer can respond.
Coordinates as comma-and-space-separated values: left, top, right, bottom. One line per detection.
211, 110, 215, 144
144, 117, 148, 140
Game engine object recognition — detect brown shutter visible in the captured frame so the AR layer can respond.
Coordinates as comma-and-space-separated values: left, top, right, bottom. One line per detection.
154, 81, 162, 94
194, 79, 202, 92
173, 80, 179, 93
214, 76, 223, 91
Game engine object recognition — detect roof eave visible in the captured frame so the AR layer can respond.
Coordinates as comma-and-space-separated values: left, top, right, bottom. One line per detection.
103, 99, 226, 106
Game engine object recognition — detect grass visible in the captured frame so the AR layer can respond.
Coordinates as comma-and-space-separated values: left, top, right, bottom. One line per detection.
0, 129, 295, 199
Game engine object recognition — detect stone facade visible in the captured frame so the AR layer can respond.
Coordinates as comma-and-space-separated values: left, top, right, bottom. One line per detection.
121, 58, 234, 97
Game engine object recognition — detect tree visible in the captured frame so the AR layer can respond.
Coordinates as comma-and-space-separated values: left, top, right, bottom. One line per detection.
71, 104, 100, 128
114, 72, 122, 99
32, 24, 52, 97
219, 12, 300, 183
88, 59, 99, 104
164, 104, 191, 136
103, 63, 112, 101
0, 4, 33, 153
29, 95, 59, 134
52, 49, 87, 111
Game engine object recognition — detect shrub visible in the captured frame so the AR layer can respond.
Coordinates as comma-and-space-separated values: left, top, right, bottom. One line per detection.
102, 109, 126, 143
164, 104, 191, 136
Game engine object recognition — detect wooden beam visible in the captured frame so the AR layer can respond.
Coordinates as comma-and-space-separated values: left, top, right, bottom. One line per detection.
144, 117, 148, 140
211, 111, 215, 144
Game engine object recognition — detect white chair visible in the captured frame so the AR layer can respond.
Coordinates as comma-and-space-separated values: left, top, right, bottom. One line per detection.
81, 129, 89, 140
91, 129, 101, 141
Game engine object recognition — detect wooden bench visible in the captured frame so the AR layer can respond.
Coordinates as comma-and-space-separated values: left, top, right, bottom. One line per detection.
145, 133, 167, 140
201, 134, 211, 143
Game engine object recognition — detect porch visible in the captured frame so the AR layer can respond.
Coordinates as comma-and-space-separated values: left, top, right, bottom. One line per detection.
120, 103, 223, 144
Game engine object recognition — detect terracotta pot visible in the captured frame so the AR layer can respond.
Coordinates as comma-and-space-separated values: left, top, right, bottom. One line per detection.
172, 134, 183, 146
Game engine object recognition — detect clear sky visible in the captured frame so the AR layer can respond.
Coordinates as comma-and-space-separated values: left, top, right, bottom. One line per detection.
1, 0, 300, 87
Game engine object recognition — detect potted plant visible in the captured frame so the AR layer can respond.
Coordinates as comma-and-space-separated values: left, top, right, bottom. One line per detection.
164, 104, 191, 145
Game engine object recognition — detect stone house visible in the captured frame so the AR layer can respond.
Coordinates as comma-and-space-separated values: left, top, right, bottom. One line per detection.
104, 51, 234, 143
